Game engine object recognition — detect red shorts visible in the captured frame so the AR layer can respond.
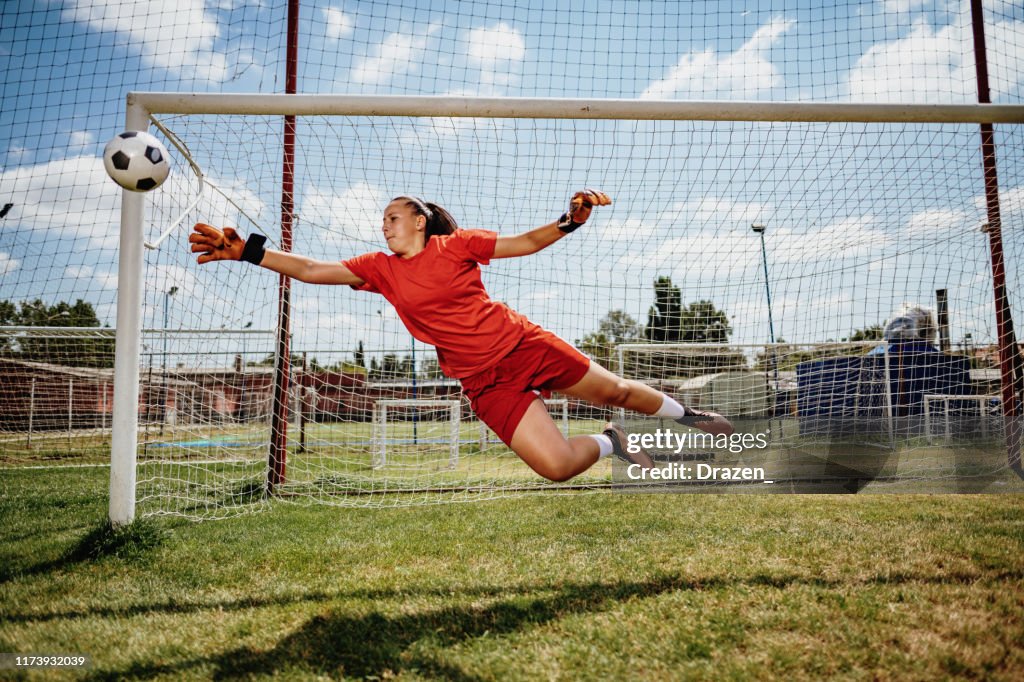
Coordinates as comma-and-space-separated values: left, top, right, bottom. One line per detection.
460, 326, 591, 446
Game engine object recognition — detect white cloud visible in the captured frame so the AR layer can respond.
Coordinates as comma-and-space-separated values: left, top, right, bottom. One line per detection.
598, 217, 647, 242
846, 19, 974, 102
191, 174, 269, 237
0, 154, 121, 248
904, 209, 971, 239
465, 22, 526, 93
397, 116, 513, 148
467, 22, 526, 64
61, 0, 231, 83
323, 7, 354, 40
611, 211, 891, 283
300, 181, 386, 250
641, 17, 794, 99
69, 131, 96, 149
0, 153, 265, 253
845, 11, 1023, 102
881, 0, 930, 11
350, 23, 441, 86
996, 185, 1024, 214
971, 18, 1022, 100
0, 252, 21, 276
66, 264, 118, 290
5, 144, 28, 164
771, 216, 889, 264
660, 197, 767, 226
601, 197, 769, 274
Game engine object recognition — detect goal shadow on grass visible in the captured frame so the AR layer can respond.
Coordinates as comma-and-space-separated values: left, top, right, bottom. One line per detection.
77, 569, 1024, 680
87, 576, 697, 680
0, 518, 169, 585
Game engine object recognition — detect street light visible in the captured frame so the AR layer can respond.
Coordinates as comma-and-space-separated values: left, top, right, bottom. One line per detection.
752, 224, 779, 418
751, 224, 776, 345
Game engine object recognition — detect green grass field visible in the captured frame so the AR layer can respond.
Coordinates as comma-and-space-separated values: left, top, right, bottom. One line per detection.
1, 464, 1023, 680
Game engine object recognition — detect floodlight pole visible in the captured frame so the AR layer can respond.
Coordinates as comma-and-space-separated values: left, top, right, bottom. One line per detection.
752, 223, 779, 417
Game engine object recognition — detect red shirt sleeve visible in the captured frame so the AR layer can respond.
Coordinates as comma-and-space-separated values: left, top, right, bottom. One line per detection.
444, 229, 497, 265
342, 252, 385, 292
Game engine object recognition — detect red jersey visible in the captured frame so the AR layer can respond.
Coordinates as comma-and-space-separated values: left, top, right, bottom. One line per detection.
342, 229, 538, 378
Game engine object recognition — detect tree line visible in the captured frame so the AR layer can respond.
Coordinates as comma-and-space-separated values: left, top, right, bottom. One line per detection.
0, 299, 114, 368
575, 276, 732, 371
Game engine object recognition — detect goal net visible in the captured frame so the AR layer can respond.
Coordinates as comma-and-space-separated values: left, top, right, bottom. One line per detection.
99, 95, 1024, 519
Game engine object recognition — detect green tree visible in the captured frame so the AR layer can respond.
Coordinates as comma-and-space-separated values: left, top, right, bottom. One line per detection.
645, 276, 683, 342
1, 298, 113, 367
599, 310, 642, 344
0, 300, 17, 325
645, 278, 731, 343
369, 353, 416, 381
381, 353, 399, 379
680, 300, 731, 343
0, 300, 17, 354
641, 279, 734, 377
419, 356, 445, 379
577, 310, 643, 369
845, 325, 883, 342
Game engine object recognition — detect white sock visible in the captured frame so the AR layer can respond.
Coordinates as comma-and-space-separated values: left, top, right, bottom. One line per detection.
653, 393, 686, 419
589, 434, 614, 458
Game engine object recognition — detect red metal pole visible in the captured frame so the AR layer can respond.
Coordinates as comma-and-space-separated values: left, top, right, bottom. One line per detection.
971, 0, 1023, 476
269, 0, 300, 490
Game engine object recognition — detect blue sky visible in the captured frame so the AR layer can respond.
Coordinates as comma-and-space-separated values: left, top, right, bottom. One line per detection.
1, 0, 1023, 367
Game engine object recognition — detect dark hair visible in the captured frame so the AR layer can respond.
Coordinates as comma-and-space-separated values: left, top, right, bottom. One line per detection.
394, 196, 459, 243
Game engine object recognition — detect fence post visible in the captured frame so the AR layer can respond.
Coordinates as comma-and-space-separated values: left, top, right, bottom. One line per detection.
27, 377, 35, 449
68, 377, 74, 450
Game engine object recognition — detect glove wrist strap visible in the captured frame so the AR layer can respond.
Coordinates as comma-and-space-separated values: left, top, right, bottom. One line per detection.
241, 234, 268, 265
557, 213, 584, 234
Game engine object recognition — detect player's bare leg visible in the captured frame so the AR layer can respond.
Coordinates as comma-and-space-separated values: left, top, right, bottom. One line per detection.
509, 399, 655, 482
508, 399, 603, 481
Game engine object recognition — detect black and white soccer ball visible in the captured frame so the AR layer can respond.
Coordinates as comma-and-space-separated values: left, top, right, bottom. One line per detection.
103, 131, 170, 192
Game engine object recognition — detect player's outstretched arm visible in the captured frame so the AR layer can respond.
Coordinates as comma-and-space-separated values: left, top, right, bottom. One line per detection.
493, 189, 611, 259
189, 223, 365, 286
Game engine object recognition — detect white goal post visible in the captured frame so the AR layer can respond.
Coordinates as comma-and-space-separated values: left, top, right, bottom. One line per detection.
371, 399, 462, 470
108, 94, 1024, 525
924, 394, 1001, 444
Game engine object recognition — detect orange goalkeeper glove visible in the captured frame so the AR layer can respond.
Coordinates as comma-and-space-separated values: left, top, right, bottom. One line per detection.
556, 189, 612, 233
190, 223, 267, 265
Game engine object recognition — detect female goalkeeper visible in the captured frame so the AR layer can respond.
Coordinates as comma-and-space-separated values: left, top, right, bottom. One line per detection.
190, 191, 733, 481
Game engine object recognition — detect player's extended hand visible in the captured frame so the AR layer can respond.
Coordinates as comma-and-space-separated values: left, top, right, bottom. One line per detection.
190, 223, 245, 263
558, 189, 612, 232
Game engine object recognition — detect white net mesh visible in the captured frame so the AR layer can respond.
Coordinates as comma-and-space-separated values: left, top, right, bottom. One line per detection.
1, 2, 1022, 518
112, 111, 1021, 512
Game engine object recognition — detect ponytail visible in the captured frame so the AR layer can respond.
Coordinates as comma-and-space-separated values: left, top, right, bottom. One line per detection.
394, 196, 459, 243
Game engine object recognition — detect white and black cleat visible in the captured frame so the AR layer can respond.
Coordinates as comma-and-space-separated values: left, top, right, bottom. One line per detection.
603, 422, 655, 470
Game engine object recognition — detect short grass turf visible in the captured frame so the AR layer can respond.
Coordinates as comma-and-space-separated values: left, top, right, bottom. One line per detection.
0, 466, 1022, 680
